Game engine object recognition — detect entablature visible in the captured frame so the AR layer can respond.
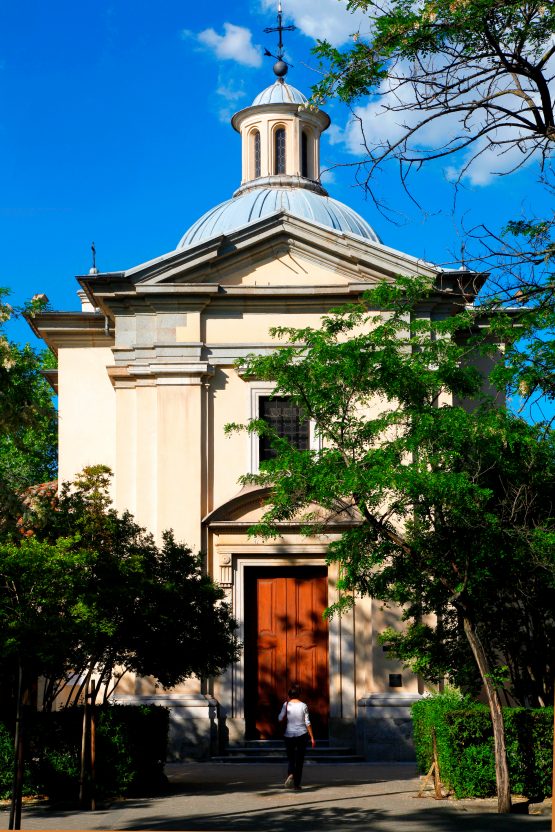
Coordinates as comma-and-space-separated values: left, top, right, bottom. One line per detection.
27, 311, 114, 354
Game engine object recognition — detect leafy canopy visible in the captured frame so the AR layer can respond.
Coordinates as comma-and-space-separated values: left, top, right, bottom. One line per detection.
0, 466, 239, 709
0, 288, 57, 505
228, 279, 555, 708
312, 1, 555, 191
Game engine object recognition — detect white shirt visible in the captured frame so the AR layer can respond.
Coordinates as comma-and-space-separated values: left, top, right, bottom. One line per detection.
278, 700, 311, 737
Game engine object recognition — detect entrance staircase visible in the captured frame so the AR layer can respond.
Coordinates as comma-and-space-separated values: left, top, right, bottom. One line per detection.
211, 739, 364, 764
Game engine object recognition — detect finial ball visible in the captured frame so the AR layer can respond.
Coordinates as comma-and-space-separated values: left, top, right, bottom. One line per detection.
273, 60, 288, 78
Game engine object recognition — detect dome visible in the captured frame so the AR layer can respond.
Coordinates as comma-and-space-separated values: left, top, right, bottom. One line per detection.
177, 187, 380, 249
251, 80, 308, 107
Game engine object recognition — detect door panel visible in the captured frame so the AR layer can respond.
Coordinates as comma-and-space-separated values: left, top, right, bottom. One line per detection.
256, 577, 287, 719
245, 567, 329, 740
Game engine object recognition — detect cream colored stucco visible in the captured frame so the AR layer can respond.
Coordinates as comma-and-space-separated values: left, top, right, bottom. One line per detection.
58, 347, 116, 493
30, 78, 490, 758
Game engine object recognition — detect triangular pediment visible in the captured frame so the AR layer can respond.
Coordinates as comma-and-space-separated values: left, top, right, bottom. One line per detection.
79, 211, 482, 314
102, 212, 438, 287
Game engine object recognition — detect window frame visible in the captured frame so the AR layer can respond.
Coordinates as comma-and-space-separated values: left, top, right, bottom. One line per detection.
252, 128, 261, 179
301, 130, 309, 178
273, 125, 286, 175
248, 384, 320, 474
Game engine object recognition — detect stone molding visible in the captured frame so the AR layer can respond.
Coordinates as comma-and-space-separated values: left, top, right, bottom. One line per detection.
107, 361, 214, 388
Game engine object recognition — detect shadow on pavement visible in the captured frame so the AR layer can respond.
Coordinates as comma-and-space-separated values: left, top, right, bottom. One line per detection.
115, 802, 551, 832
10, 792, 551, 832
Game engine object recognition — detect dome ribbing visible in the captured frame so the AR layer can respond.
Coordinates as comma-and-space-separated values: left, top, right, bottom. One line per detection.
177, 187, 380, 249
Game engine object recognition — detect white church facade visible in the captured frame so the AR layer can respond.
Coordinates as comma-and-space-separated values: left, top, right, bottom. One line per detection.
31, 60, 481, 760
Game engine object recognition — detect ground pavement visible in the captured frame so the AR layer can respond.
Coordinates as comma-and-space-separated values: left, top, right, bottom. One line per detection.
0, 762, 551, 832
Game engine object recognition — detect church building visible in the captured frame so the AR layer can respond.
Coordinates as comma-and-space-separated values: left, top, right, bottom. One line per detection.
30, 49, 480, 761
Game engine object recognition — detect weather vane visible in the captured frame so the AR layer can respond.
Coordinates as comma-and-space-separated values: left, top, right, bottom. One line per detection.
264, 0, 296, 75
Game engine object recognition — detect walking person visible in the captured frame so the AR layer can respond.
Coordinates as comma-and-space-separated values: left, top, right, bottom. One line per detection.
278, 685, 316, 791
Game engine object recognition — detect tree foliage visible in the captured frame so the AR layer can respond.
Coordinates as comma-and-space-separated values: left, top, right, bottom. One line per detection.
0, 288, 57, 502
312, 1, 555, 415
312, 0, 555, 191
0, 466, 239, 710
228, 278, 555, 811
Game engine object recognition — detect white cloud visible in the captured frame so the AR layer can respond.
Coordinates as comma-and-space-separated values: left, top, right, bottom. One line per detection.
320, 168, 336, 185
196, 23, 262, 68
445, 134, 539, 187
216, 81, 247, 103
325, 123, 346, 146
214, 78, 248, 123
336, 66, 547, 187
260, 0, 367, 47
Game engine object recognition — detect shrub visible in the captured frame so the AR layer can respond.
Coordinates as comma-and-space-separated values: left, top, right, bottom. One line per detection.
0, 720, 14, 799
412, 692, 553, 799
0, 715, 35, 800
1, 704, 169, 802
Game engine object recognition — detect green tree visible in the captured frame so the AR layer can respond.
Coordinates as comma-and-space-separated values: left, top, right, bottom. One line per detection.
0, 465, 239, 710
312, 0, 555, 193
310, 1, 555, 411
229, 279, 555, 813
0, 288, 57, 524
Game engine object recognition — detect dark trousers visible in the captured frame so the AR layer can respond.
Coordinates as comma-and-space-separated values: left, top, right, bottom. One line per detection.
284, 733, 308, 787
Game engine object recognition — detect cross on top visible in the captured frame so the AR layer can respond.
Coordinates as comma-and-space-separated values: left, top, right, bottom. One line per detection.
264, 1, 296, 61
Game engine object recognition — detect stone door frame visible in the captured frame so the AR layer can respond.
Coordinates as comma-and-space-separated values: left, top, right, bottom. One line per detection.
215, 545, 357, 727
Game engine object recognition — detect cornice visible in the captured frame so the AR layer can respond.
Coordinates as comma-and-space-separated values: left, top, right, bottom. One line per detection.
26, 312, 114, 354
41, 368, 59, 394
79, 211, 448, 291
107, 361, 215, 388
231, 101, 330, 132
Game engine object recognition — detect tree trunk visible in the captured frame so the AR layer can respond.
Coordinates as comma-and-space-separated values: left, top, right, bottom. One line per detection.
551, 689, 554, 832
463, 615, 512, 814
90, 680, 97, 812
79, 668, 94, 807
9, 663, 25, 831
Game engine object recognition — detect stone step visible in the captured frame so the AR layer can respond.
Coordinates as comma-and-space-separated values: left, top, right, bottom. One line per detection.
210, 754, 364, 764
211, 742, 364, 764
225, 746, 354, 756
242, 739, 331, 748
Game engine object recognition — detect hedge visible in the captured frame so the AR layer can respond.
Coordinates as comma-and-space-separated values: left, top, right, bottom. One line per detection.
412, 690, 553, 800
0, 704, 169, 801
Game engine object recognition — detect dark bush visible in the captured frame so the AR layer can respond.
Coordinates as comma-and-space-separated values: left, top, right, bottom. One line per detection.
412, 691, 553, 799
0, 720, 15, 799
0, 704, 169, 801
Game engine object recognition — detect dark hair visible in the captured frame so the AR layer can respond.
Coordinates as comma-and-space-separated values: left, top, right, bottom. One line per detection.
288, 685, 300, 699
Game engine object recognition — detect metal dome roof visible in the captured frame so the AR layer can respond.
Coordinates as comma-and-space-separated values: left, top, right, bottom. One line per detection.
251, 80, 308, 107
177, 187, 380, 249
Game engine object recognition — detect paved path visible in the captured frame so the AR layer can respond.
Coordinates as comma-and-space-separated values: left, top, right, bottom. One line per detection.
0, 762, 550, 831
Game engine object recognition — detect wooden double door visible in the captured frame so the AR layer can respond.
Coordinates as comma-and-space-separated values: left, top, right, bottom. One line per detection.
244, 567, 329, 740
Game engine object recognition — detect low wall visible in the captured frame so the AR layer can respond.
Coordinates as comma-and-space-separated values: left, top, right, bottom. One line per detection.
357, 693, 421, 761
111, 693, 218, 760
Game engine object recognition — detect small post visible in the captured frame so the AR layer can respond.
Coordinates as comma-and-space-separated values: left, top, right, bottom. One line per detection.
551, 688, 554, 832
416, 727, 444, 800
432, 728, 443, 800
79, 678, 91, 806
90, 681, 97, 811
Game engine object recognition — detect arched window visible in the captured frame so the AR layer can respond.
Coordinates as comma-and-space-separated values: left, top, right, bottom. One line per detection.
301, 131, 309, 178
253, 130, 261, 178
275, 127, 286, 175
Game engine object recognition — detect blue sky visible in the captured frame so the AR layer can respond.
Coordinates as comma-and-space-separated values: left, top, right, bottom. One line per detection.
1, 0, 551, 346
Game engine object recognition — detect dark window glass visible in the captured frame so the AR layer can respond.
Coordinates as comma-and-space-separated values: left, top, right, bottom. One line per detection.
253, 130, 261, 178
259, 396, 309, 462
301, 131, 308, 178
275, 128, 286, 174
